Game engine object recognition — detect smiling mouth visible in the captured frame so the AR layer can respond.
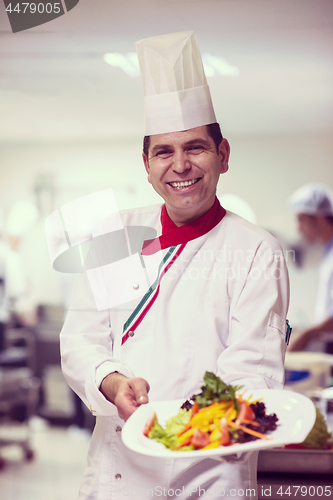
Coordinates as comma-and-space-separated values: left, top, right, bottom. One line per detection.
168, 178, 201, 190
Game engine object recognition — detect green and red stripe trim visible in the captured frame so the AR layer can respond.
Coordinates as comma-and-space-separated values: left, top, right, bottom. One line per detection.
121, 244, 185, 345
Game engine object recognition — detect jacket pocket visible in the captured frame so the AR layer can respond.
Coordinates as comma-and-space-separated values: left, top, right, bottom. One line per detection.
258, 311, 287, 384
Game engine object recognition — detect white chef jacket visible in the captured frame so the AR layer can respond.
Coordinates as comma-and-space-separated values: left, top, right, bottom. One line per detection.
60, 204, 290, 500
314, 237, 333, 323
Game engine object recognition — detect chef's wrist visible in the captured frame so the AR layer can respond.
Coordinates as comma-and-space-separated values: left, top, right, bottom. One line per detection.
100, 372, 128, 404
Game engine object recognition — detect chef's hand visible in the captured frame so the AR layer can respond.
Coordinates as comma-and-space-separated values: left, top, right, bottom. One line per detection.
100, 372, 150, 421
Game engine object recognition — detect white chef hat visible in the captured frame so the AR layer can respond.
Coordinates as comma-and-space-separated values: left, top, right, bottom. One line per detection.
289, 184, 333, 216
136, 31, 216, 136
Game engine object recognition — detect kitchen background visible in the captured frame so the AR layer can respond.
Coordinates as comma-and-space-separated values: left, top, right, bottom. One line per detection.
0, 0, 332, 499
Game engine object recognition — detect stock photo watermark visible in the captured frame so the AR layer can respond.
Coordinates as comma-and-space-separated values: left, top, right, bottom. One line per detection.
121, 484, 333, 498
122, 485, 257, 497
45, 189, 294, 312
3, 0, 80, 33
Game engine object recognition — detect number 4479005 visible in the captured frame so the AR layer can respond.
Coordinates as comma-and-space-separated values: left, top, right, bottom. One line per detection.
6, 3, 61, 14
277, 485, 331, 497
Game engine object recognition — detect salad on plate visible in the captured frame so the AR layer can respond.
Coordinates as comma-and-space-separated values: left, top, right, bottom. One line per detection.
144, 372, 279, 451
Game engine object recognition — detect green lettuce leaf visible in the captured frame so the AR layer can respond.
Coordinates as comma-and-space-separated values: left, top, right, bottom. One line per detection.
194, 372, 243, 410
165, 408, 191, 434
301, 408, 332, 449
148, 408, 191, 450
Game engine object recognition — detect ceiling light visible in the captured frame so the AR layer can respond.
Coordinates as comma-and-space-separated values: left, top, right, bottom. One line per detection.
202, 53, 239, 77
104, 52, 239, 78
103, 53, 140, 78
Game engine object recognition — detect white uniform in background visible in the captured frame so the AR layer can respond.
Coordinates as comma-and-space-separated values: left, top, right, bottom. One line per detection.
0, 241, 26, 323
312, 238, 333, 352
288, 183, 333, 351
60, 203, 289, 500
0, 240, 26, 351
0, 241, 9, 326
314, 238, 333, 324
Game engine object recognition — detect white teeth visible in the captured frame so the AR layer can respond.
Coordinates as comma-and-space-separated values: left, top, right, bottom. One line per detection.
169, 179, 199, 189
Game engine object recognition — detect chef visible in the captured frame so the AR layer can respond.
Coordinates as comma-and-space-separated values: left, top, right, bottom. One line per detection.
288, 184, 333, 352
60, 31, 290, 500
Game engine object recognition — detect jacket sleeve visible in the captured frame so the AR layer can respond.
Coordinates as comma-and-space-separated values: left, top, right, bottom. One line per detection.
60, 269, 135, 417
217, 237, 290, 390
60, 209, 152, 417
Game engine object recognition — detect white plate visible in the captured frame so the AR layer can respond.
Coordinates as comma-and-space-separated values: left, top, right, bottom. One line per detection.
122, 389, 316, 458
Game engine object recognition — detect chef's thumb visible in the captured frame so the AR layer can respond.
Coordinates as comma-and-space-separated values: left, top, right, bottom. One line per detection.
130, 377, 150, 405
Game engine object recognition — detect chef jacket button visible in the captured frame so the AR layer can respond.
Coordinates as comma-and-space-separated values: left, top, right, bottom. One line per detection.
133, 283, 139, 290
115, 474, 122, 480
115, 426, 122, 433
128, 330, 135, 337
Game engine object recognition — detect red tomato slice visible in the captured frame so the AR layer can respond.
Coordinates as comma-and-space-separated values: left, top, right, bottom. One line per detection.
236, 402, 255, 424
143, 413, 157, 437
191, 428, 211, 448
220, 418, 230, 446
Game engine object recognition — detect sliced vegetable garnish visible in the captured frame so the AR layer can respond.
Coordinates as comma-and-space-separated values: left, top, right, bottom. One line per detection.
144, 372, 279, 451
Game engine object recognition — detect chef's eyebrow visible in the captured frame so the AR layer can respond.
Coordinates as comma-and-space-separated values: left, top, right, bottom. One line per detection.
183, 138, 211, 148
150, 138, 211, 156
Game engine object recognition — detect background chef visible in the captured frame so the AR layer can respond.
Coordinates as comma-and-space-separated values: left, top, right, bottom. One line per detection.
288, 183, 333, 352
60, 31, 290, 500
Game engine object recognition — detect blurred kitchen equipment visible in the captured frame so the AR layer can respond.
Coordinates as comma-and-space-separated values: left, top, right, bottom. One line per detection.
284, 352, 333, 393
0, 327, 40, 466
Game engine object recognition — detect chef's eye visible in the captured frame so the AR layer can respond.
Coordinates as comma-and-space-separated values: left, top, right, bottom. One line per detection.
156, 150, 173, 159
188, 145, 204, 154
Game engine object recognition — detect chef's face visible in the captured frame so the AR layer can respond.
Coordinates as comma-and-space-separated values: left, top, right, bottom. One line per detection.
296, 213, 320, 243
142, 126, 230, 226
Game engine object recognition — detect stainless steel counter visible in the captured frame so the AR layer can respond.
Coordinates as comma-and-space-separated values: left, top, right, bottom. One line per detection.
256, 408, 333, 500
258, 448, 333, 474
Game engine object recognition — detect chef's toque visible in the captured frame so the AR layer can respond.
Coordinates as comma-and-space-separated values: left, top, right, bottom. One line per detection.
136, 31, 216, 135
289, 184, 333, 216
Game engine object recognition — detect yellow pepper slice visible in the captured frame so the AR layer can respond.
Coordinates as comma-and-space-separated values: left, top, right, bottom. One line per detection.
210, 427, 222, 442
201, 440, 221, 450
177, 428, 195, 446
191, 402, 233, 428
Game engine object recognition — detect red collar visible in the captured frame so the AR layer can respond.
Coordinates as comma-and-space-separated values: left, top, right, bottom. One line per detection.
141, 197, 226, 255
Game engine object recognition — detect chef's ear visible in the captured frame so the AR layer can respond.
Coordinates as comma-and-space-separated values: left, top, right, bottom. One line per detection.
142, 153, 151, 183
219, 139, 230, 174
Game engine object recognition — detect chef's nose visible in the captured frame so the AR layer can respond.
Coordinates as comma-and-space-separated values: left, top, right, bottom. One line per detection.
172, 150, 191, 173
